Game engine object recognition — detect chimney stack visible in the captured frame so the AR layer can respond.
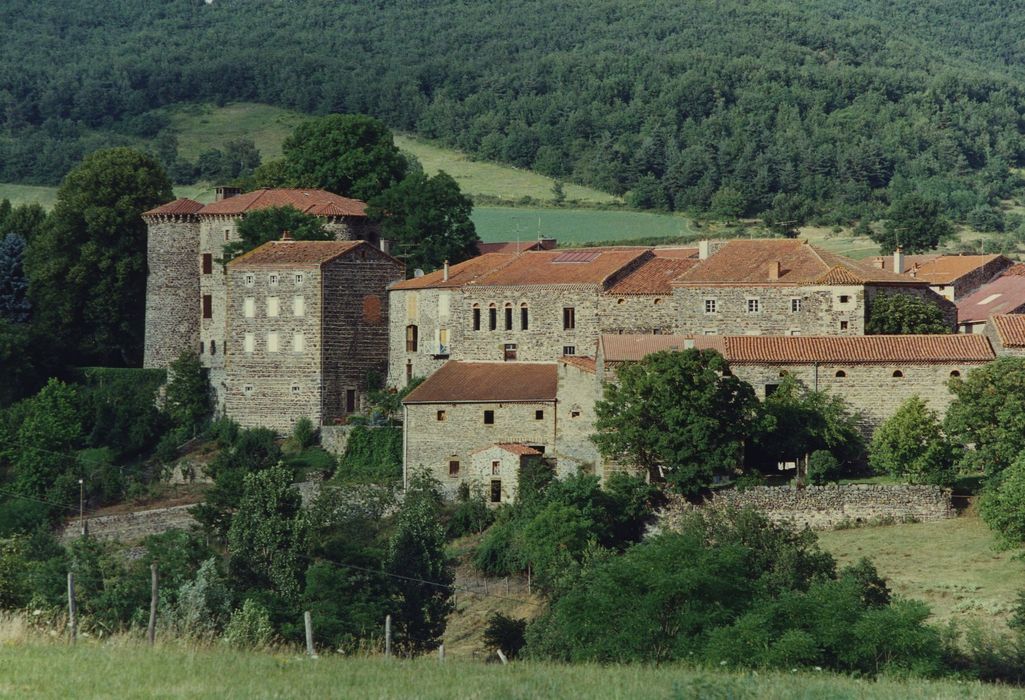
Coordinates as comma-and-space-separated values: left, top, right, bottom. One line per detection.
698, 240, 710, 260
768, 260, 780, 281
893, 247, 905, 274
379, 239, 391, 255
280, 230, 293, 241
443, 260, 449, 282
873, 256, 885, 269
215, 186, 243, 202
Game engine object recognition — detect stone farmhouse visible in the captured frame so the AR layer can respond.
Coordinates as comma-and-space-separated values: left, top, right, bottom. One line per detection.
957, 264, 1025, 334
223, 239, 404, 432
986, 314, 1025, 356
876, 252, 1012, 301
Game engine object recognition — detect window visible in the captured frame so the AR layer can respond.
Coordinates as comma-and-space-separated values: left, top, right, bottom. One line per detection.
449, 460, 460, 477
243, 297, 255, 318
346, 389, 356, 413
437, 410, 447, 422
488, 305, 497, 331
504, 304, 513, 330
839, 295, 850, 304
291, 384, 301, 396
438, 328, 449, 355
563, 307, 576, 330
484, 410, 495, 425
243, 384, 254, 396
473, 305, 481, 331
950, 370, 961, 378
504, 343, 517, 361
267, 332, 279, 353
521, 304, 529, 330
491, 460, 500, 476
202, 254, 212, 274
563, 346, 576, 355
765, 383, 779, 396
294, 273, 304, 285
835, 370, 846, 378
746, 298, 760, 313
840, 321, 849, 331
490, 480, 502, 503
244, 273, 255, 287
293, 333, 305, 353
199, 341, 204, 354
535, 409, 544, 420
791, 298, 801, 312
406, 325, 418, 352
293, 296, 305, 317
269, 273, 279, 286
654, 298, 663, 305
224, 228, 231, 242
704, 299, 717, 314
267, 297, 280, 317
571, 409, 581, 418
202, 295, 212, 319
244, 333, 254, 353
406, 361, 413, 381
209, 340, 216, 355
892, 370, 904, 378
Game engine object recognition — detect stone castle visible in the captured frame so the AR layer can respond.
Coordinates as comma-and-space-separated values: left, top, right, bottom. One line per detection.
142, 189, 1022, 504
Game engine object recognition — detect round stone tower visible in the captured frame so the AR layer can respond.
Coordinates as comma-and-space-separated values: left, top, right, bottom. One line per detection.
142, 199, 204, 369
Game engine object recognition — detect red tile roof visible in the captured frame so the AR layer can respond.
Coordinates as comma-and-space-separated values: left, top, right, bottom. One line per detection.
559, 355, 597, 374
990, 314, 1025, 348
873, 254, 1010, 285
390, 253, 517, 290
957, 268, 1025, 323
403, 361, 558, 404
600, 333, 993, 364
607, 256, 698, 295
227, 240, 366, 268
674, 239, 922, 286
495, 443, 543, 456
478, 239, 557, 255
722, 334, 994, 364
143, 198, 204, 217
197, 189, 367, 217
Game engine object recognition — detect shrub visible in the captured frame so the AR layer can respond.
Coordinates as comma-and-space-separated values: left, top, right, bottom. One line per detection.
806, 450, 841, 485
870, 397, 956, 485
484, 612, 527, 659
173, 558, 232, 639
446, 483, 495, 538
223, 599, 275, 649
979, 454, 1025, 546
335, 426, 402, 483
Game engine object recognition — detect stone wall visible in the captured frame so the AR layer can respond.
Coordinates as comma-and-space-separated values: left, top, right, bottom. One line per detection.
64, 505, 198, 543
388, 288, 460, 388
554, 361, 602, 478
143, 216, 201, 368
321, 425, 357, 456
198, 216, 239, 377
597, 294, 679, 334
673, 284, 866, 336
696, 484, 954, 529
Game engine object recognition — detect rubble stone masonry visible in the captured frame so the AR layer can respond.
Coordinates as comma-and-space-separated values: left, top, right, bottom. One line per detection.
143, 216, 201, 369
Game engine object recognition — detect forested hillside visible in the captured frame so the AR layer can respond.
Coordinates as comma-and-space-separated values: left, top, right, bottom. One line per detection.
4, 1, 1025, 223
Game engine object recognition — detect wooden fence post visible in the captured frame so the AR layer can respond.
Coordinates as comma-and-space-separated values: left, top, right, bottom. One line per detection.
304, 611, 316, 658
67, 572, 77, 645
147, 563, 158, 646
438, 643, 445, 663
384, 614, 392, 658
497, 649, 508, 665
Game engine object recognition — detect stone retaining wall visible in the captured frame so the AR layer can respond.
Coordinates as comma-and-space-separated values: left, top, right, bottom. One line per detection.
702, 484, 954, 529
63, 505, 198, 543
321, 425, 357, 456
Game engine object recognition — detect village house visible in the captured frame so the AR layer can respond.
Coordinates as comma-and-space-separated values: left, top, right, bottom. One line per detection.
142, 187, 382, 408
957, 264, 1025, 334
985, 314, 1025, 356
875, 252, 1012, 301
222, 238, 403, 432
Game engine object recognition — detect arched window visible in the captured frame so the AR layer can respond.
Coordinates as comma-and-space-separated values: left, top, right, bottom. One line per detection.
950, 370, 961, 378
778, 370, 788, 378
835, 370, 846, 378
488, 304, 497, 331
520, 303, 529, 330
472, 304, 481, 331
405, 325, 418, 352
653, 298, 663, 305
504, 302, 513, 331
210, 340, 217, 356
892, 370, 904, 378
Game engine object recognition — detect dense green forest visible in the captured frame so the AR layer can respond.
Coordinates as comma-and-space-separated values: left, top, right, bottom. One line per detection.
3, 1, 1025, 223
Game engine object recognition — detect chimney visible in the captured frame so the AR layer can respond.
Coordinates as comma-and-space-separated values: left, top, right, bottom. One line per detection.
767, 260, 780, 281
893, 247, 905, 274
215, 186, 243, 202
443, 260, 449, 282
873, 256, 885, 269
280, 230, 293, 241
698, 240, 710, 260
379, 239, 391, 255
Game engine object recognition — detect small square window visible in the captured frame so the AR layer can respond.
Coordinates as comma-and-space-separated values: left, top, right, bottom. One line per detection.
840, 321, 849, 331
437, 410, 447, 421
704, 299, 717, 314
571, 410, 581, 418
449, 460, 460, 477
295, 273, 304, 285
492, 460, 500, 476
484, 410, 495, 425
839, 295, 850, 304
243, 384, 254, 396
269, 273, 279, 286
244, 273, 255, 287
791, 298, 801, 312
535, 409, 544, 420
746, 298, 760, 313
563, 346, 576, 356
291, 384, 301, 395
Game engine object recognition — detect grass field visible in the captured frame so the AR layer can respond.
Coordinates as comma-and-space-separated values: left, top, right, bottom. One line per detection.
818, 515, 1022, 630
0, 640, 1019, 699
0, 183, 58, 210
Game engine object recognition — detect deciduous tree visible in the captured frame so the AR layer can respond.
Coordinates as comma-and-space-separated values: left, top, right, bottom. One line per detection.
944, 358, 1025, 476
866, 293, 951, 335
869, 396, 956, 485
874, 194, 955, 253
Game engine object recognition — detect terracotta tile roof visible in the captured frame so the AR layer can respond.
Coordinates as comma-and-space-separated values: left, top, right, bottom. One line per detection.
991, 314, 1025, 348
722, 334, 994, 364
403, 361, 558, 404
389, 253, 517, 290
599, 334, 725, 362
871, 254, 1010, 285
495, 443, 543, 456
143, 198, 204, 217
874, 254, 940, 274
478, 239, 557, 255
673, 239, 922, 286
197, 189, 367, 217
559, 355, 597, 374
957, 268, 1025, 323
652, 247, 699, 259
390, 248, 650, 290
227, 240, 364, 268
607, 256, 698, 295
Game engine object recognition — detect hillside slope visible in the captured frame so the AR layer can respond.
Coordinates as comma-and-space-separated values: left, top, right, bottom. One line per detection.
3, 1, 1025, 224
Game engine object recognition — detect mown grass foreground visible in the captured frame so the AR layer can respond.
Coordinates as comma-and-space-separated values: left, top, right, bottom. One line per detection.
0, 641, 1021, 700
